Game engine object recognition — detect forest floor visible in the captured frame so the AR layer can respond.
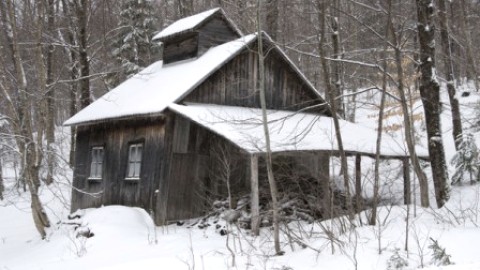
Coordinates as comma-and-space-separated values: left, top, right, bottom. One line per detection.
1, 86, 480, 270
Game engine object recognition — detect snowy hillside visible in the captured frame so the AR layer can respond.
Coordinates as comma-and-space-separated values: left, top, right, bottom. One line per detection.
1, 86, 480, 270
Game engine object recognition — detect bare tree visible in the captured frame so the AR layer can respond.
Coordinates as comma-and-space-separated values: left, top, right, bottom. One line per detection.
59, 0, 79, 167
438, 0, 463, 150
458, 0, 479, 90
45, 0, 56, 185
416, 0, 450, 207
176, 0, 194, 19
256, 0, 282, 255
0, 153, 4, 200
265, 0, 279, 40
74, 0, 91, 110
387, 2, 430, 208
370, 0, 391, 226
330, 0, 344, 117
0, 0, 51, 238
316, 0, 353, 220
210, 142, 236, 210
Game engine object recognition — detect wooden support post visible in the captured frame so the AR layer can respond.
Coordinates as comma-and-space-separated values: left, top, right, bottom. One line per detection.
250, 154, 260, 235
403, 158, 411, 205
314, 152, 332, 218
355, 154, 362, 211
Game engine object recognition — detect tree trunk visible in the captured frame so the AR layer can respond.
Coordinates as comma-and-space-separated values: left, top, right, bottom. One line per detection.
250, 154, 260, 235
330, 0, 344, 118
75, 0, 91, 110
316, 0, 353, 220
265, 0, 278, 40
34, 0, 48, 187
45, 0, 56, 185
355, 154, 362, 212
2, 0, 51, 238
438, 0, 463, 151
61, 0, 79, 167
177, 0, 194, 18
403, 158, 411, 205
416, 0, 450, 208
389, 16, 430, 208
257, 0, 282, 255
371, 3, 391, 224
459, 0, 478, 90
0, 156, 4, 200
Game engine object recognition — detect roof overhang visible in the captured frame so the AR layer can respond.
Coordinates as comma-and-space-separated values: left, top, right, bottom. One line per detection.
168, 103, 429, 159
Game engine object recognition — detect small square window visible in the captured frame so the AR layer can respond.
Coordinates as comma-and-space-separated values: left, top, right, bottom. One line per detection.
126, 143, 143, 179
89, 146, 104, 179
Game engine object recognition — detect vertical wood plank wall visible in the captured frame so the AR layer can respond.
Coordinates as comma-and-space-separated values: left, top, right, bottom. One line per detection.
71, 118, 165, 216
198, 16, 241, 55
182, 49, 326, 113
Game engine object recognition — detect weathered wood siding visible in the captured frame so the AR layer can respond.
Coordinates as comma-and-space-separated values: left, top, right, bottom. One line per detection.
198, 16, 240, 55
182, 48, 329, 114
155, 112, 206, 223
162, 15, 239, 65
163, 33, 199, 64
71, 118, 166, 215
155, 112, 249, 224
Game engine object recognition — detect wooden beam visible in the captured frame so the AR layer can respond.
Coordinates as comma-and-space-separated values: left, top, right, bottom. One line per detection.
403, 158, 411, 205
355, 154, 362, 211
250, 154, 260, 235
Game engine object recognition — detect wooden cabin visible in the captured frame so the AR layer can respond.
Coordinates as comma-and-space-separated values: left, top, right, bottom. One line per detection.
65, 8, 422, 225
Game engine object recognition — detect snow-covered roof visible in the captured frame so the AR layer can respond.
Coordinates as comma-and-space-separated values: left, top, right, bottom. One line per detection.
65, 31, 331, 126
153, 8, 242, 41
169, 103, 429, 158
64, 34, 257, 126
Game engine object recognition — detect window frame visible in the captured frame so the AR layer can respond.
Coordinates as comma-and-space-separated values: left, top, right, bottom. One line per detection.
88, 146, 105, 180
125, 142, 144, 180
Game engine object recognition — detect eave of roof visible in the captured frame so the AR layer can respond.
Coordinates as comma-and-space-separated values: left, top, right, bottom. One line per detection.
168, 103, 429, 159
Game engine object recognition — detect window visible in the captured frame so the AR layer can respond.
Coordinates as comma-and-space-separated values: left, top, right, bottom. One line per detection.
89, 146, 104, 179
126, 143, 143, 179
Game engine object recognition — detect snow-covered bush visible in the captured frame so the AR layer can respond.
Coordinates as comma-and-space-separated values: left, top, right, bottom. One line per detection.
386, 248, 408, 270
451, 133, 480, 184
429, 238, 453, 266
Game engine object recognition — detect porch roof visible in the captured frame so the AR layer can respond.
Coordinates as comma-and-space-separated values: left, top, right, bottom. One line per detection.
168, 103, 429, 159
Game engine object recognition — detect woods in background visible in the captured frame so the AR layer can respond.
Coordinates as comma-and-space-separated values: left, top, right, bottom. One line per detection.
0, 0, 479, 238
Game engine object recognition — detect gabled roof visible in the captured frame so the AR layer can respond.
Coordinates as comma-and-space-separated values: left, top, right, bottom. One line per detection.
64, 32, 331, 126
153, 8, 242, 42
169, 103, 429, 158
64, 34, 256, 126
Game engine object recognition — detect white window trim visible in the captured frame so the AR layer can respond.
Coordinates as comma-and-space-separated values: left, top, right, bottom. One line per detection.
88, 146, 104, 180
126, 143, 143, 180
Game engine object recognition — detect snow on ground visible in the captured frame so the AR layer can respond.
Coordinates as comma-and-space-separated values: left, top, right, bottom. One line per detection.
2, 182, 480, 270
2, 86, 480, 270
